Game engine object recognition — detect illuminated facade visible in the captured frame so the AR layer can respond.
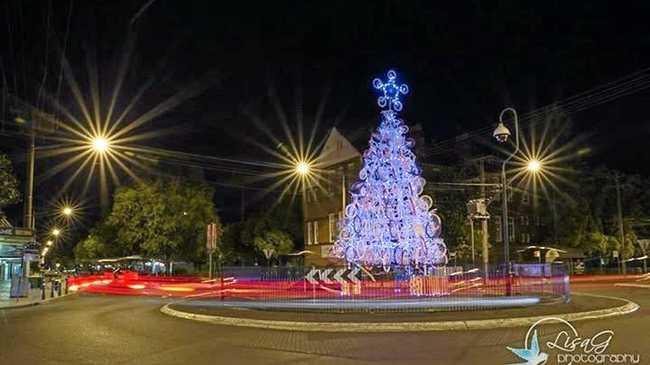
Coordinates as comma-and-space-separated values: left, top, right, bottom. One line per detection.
0, 214, 36, 298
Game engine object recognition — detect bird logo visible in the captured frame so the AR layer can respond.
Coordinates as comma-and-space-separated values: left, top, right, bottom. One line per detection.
506, 329, 549, 365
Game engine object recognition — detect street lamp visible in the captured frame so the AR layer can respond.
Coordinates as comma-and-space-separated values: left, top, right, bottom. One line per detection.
294, 161, 311, 177
46, 240, 53, 247
51, 228, 61, 237
91, 136, 110, 154
62, 206, 73, 217
526, 159, 542, 173
493, 107, 520, 273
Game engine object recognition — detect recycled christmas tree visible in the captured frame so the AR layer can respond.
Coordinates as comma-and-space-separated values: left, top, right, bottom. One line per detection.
334, 70, 447, 268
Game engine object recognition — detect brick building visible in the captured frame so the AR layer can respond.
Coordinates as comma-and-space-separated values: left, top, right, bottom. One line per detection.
302, 124, 429, 266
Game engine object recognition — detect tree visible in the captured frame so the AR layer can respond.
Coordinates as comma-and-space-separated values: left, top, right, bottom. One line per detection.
253, 229, 293, 261
582, 230, 610, 257
222, 199, 299, 265
74, 221, 120, 261
333, 70, 447, 267
0, 154, 20, 209
97, 178, 219, 267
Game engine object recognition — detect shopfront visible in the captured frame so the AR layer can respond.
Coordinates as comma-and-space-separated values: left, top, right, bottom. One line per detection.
0, 217, 35, 298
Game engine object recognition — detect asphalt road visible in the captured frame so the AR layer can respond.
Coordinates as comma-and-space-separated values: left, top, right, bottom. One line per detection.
0, 283, 648, 365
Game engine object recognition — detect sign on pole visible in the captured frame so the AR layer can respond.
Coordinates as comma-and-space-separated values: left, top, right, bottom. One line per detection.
206, 223, 220, 251
206, 223, 220, 279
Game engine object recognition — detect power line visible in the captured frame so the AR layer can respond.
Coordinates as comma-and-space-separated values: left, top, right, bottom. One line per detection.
427, 66, 650, 156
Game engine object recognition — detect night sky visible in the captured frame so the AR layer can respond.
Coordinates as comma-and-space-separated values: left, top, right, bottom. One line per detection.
3, 1, 650, 222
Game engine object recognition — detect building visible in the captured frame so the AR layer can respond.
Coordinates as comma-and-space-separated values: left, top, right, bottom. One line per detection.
0, 213, 37, 298
462, 160, 552, 264
303, 127, 362, 266
302, 124, 429, 266
303, 125, 549, 266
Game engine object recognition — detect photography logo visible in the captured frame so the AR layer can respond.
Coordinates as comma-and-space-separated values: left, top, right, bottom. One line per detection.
505, 317, 641, 365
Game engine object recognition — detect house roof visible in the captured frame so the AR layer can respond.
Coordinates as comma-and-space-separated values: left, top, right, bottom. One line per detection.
0, 214, 12, 230
317, 127, 363, 167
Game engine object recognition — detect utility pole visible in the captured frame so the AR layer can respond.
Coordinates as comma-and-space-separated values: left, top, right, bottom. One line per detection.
551, 191, 558, 245
24, 127, 35, 230
469, 217, 475, 264
479, 159, 489, 275
240, 187, 245, 222
615, 173, 626, 275
341, 172, 346, 210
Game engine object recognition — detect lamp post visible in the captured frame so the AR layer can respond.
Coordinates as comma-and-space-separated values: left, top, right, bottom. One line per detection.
91, 136, 110, 154
62, 206, 73, 217
294, 160, 312, 249
492, 107, 520, 273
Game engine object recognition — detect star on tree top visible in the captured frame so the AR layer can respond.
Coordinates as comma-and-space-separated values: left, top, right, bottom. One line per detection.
373, 70, 409, 112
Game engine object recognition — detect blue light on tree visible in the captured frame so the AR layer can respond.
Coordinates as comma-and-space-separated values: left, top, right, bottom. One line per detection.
334, 70, 448, 269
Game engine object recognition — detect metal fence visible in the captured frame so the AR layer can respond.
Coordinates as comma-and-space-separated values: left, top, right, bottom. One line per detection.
68, 263, 570, 312
203, 263, 570, 313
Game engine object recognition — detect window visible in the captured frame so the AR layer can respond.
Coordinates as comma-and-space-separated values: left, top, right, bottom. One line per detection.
313, 221, 319, 245
520, 216, 529, 226
328, 213, 336, 242
306, 222, 313, 245
535, 215, 541, 226
521, 233, 531, 244
495, 215, 502, 242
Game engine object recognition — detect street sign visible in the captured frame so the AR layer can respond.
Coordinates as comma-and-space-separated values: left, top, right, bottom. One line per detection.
304, 267, 360, 286
305, 268, 319, 284
467, 199, 490, 220
612, 250, 619, 258
206, 223, 221, 280
206, 223, 220, 252
333, 268, 345, 285
320, 268, 334, 284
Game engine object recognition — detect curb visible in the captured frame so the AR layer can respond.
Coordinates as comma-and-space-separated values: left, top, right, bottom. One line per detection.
0, 301, 39, 310
159, 293, 640, 333
0, 292, 77, 310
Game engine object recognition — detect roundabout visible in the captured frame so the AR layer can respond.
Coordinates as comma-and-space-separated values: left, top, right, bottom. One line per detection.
162, 296, 543, 311
160, 292, 639, 333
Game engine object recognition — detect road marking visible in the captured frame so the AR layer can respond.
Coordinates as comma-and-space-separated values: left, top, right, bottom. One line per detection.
615, 283, 650, 288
